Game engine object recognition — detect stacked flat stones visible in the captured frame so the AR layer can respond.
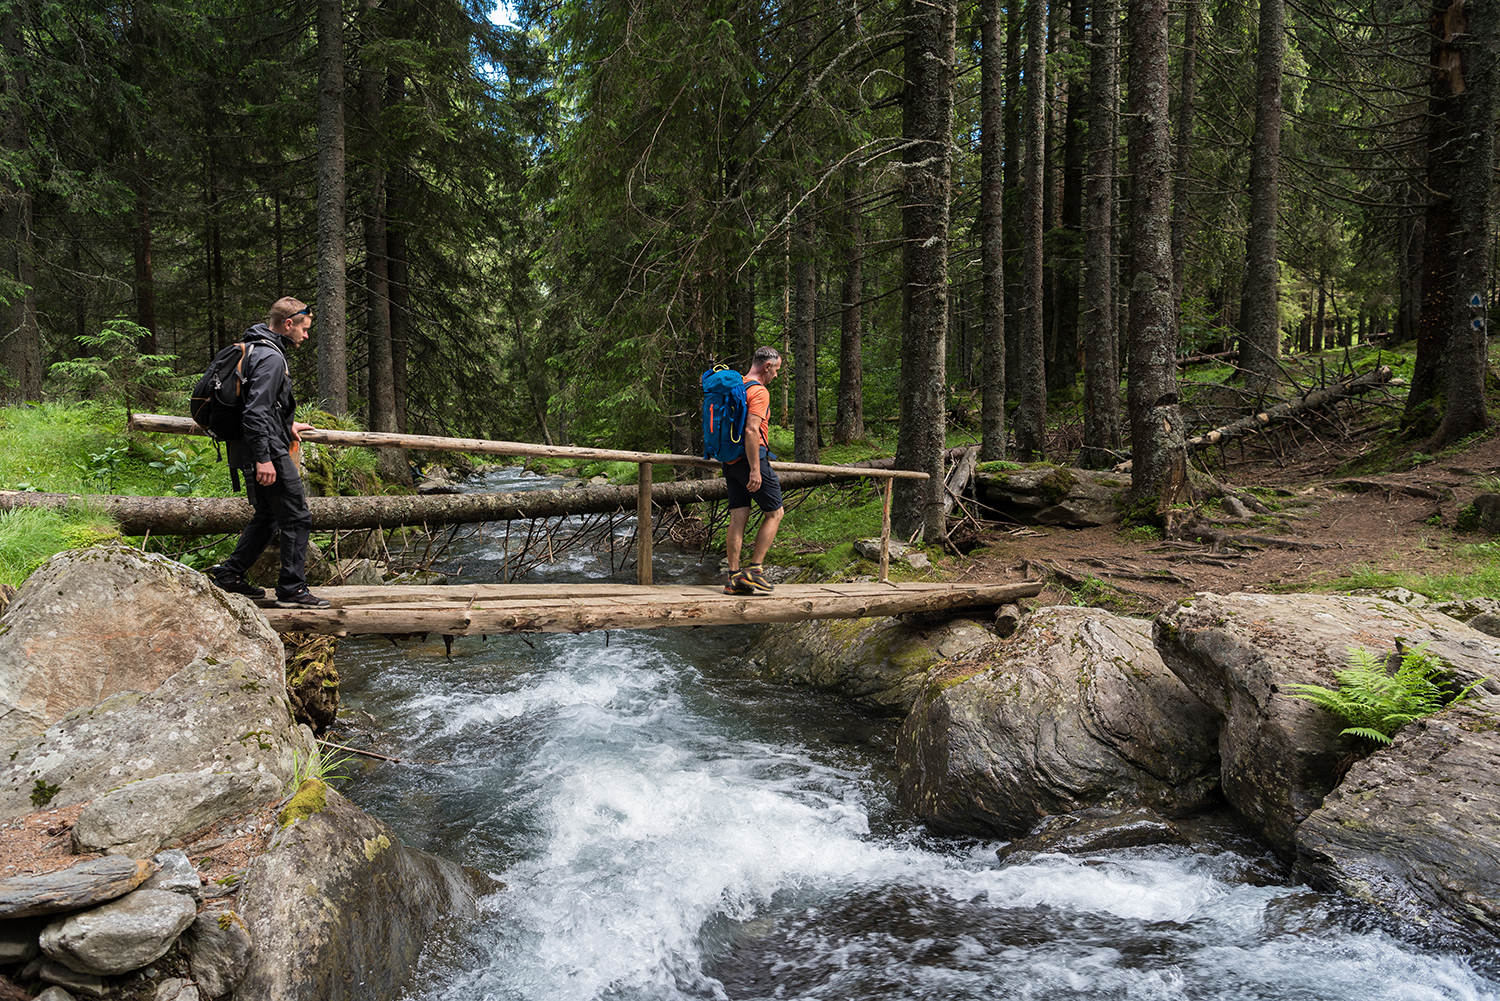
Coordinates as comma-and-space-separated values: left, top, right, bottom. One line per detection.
0, 851, 250, 1000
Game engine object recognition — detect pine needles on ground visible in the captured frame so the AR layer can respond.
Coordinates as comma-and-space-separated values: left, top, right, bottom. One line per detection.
1285, 643, 1478, 744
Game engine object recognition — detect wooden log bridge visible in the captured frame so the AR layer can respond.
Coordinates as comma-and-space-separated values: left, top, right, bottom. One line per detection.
127, 414, 931, 585
258, 579, 1044, 636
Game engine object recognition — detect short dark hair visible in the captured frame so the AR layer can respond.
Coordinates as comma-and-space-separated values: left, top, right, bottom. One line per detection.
751, 346, 781, 367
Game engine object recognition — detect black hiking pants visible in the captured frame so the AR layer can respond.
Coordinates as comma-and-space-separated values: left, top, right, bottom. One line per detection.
223, 452, 313, 599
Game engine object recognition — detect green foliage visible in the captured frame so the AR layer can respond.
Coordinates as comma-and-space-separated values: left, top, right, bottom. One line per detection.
148, 441, 216, 496
1284, 644, 1478, 744
578, 460, 640, 484
47, 320, 181, 414
0, 507, 122, 586
30, 779, 60, 810
74, 443, 130, 493
290, 745, 351, 789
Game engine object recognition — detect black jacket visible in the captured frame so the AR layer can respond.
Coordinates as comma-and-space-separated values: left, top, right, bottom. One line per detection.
233, 323, 297, 467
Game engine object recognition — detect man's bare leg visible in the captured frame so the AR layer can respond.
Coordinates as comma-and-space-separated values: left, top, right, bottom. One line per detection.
748, 507, 785, 566
727, 506, 752, 573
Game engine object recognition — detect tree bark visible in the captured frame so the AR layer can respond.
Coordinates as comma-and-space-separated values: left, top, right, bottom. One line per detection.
1126, 0, 1187, 510
0, 4, 40, 405
893, 0, 956, 541
1049, 0, 1085, 395
1170, 0, 1198, 311
834, 172, 865, 444
1080, 0, 1121, 469
979, 0, 1007, 462
1432, 0, 1497, 448
317, 0, 350, 414
793, 202, 818, 463
1238, 0, 1285, 395
1013, 0, 1048, 460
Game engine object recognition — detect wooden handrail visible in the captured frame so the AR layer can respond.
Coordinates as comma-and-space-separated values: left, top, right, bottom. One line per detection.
129, 414, 932, 585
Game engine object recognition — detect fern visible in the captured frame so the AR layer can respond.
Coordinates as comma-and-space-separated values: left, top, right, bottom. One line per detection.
1284, 643, 1478, 744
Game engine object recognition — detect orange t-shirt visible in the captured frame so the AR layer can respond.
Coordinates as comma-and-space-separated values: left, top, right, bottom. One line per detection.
730, 375, 769, 465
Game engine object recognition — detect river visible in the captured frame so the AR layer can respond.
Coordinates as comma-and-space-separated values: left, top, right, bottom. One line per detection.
335, 468, 1499, 1001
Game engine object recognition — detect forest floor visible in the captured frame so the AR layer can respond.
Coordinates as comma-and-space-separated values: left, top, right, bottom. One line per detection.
943, 421, 1500, 617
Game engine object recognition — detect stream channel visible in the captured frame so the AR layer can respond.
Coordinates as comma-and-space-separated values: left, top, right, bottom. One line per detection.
336, 467, 1500, 1001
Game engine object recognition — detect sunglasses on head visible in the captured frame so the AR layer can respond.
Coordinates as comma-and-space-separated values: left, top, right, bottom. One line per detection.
293, 306, 312, 317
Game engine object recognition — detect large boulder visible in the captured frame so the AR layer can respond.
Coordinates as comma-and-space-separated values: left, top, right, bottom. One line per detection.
1296, 697, 1500, 947
1153, 591, 1500, 857
972, 464, 1128, 527
232, 780, 500, 1001
38, 888, 198, 977
896, 606, 1221, 837
0, 546, 285, 748
742, 616, 1000, 716
0, 657, 314, 822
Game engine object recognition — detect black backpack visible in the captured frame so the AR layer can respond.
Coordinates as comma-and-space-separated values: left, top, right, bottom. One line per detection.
190, 342, 253, 441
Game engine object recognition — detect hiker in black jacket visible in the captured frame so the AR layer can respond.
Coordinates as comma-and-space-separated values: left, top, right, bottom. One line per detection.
207, 297, 330, 609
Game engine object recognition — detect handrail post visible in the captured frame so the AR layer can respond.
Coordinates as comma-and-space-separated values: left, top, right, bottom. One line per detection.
637, 463, 653, 585
879, 477, 893, 583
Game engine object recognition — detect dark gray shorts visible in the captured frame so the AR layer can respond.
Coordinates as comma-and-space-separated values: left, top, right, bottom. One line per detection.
724, 448, 783, 512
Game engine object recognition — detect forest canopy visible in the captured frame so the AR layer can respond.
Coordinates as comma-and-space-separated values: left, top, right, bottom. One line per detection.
1, 0, 1495, 531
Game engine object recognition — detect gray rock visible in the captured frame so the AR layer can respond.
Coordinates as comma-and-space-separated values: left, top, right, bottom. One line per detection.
22, 955, 106, 997
0, 546, 285, 748
35, 986, 80, 1001
156, 980, 202, 1001
1296, 698, 1500, 947
1433, 596, 1500, 623
234, 781, 499, 1001
0, 657, 314, 821
40, 888, 198, 977
141, 850, 203, 904
973, 464, 1129, 527
184, 908, 252, 998
0, 857, 151, 919
1470, 614, 1500, 639
897, 606, 1220, 838
996, 807, 1189, 861
0, 913, 46, 961
852, 539, 930, 569
1154, 591, 1500, 857
329, 558, 383, 586
73, 771, 282, 858
744, 616, 1000, 716
1474, 493, 1500, 534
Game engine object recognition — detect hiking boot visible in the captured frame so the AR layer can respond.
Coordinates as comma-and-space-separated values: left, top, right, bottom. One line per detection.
207, 566, 265, 600
739, 564, 774, 594
275, 588, 331, 609
724, 570, 755, 595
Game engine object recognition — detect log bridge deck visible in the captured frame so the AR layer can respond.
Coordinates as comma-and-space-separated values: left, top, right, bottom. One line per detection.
258, 580, 1044, 636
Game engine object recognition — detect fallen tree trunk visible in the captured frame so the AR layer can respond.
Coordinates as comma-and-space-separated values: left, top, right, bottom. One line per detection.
0, 467, 892, 536
1184, 365, 1393, 453
257, 580, 1047, 635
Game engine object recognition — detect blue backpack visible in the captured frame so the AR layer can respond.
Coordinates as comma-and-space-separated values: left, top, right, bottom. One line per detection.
701, 366, 762, 463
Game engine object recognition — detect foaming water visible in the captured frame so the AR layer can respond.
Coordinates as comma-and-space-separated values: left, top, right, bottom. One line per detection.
331, 490, 1500, 1001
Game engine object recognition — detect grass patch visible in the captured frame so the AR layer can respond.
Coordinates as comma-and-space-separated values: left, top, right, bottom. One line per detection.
1317, 545, 1500, 601
0, 506, 121, 587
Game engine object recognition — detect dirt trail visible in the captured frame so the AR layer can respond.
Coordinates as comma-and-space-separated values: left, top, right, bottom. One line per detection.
944, 434, 1500, 617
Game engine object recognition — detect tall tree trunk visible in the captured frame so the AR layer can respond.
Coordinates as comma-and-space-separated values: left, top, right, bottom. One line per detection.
793, 203, 818, 463
1013, 0, 1048, 460
0, 5, 39, 404
360, 0, 405, 482
1238, 0, 1285, 395
980, 0, 1007, 462
317, 0, 349, 414
1433, 0, 1497, 448
385, 72, 410, 435
1170, 0, 1198, 311
1049, 0, 1085, 395
893, 0, 955, 541
133, 148, 157, 350
1405, 0, 1478, 436
1080, 0, 1121, 468
834, 173, 865, 444
1003, 3, 1023, 402
1126, 0, 1187, 509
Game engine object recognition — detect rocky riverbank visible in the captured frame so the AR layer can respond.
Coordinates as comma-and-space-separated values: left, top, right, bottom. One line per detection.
744, 589, 1500, 953
0, 547, 499, 1000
